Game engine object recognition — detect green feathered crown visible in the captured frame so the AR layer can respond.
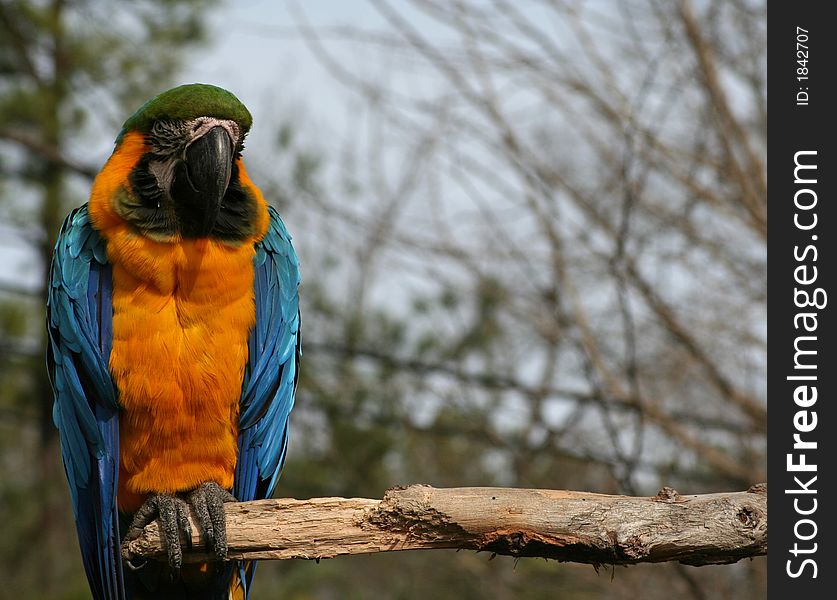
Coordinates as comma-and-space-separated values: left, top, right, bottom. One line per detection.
118, 83, 252, 144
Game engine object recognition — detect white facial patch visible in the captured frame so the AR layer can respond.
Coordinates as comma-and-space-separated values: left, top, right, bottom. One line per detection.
186, 117, 240, 150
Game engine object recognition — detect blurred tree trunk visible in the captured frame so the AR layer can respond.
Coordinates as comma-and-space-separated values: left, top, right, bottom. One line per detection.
36, 4, 72, 597
37, 0, 66, 446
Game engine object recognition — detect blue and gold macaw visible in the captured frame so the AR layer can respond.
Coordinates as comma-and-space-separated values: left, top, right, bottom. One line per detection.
47, 84, 300, 599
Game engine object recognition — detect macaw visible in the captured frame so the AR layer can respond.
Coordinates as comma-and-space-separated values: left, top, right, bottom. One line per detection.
47, 83, 301, 599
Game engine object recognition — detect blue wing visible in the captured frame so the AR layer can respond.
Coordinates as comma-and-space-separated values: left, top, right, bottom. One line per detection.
232, 206, 301, 596
47, 205, 124, 600
235, 205, 300, 501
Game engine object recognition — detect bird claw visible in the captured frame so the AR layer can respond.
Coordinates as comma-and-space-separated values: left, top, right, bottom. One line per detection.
121, 493, 193, 572
188, 482, 237, 561
120, 483, 236, 573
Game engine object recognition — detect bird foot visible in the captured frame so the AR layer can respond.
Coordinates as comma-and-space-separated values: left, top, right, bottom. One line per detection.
187, 482, 237, 561
121, 483, 236, 572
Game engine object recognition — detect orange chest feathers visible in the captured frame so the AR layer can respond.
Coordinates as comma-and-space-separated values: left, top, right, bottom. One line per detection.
88, 132, 267, 512
108, 235, 256, 511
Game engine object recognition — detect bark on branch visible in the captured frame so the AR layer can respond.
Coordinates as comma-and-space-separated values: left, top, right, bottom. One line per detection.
123, 484, 767, 567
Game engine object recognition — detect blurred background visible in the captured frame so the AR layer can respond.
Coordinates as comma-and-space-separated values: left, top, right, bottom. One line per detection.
0, 0, 766, 598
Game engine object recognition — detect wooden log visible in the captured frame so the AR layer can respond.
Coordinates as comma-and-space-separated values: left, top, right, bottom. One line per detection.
122, 483, 767, 567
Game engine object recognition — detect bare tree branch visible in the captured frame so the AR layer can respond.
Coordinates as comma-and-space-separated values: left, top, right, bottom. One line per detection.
123, 483, 767, 567
678, 1, 766, 237
0, 127, 98, 179
307, 341, 756, 436
290, 0, 766, 518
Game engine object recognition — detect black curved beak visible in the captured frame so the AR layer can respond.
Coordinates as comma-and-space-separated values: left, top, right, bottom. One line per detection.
171, 126, 234, 236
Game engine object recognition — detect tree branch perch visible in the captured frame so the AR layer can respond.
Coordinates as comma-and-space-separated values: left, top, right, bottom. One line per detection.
123, 484, 767, 567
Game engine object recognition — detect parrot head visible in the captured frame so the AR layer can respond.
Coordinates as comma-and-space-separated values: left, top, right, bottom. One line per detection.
111, 83, 259, 241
